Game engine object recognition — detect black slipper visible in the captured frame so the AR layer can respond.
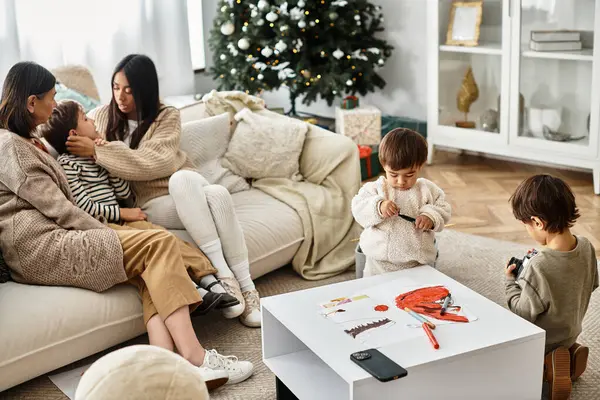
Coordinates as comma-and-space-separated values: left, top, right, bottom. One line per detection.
206, 281, 241, 308
191, 291, 224, 317
216, 292, 241, 309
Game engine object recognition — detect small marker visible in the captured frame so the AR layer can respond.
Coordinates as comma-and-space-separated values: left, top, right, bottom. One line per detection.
422, 322, 439, 349
440, 294, 451, 316
404, 307, 436, 329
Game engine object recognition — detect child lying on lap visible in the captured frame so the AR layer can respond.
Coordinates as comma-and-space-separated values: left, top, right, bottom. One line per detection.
39, 100, 239, 314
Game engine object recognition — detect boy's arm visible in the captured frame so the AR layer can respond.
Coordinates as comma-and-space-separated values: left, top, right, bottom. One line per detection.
419, 181, 451, 232
351, 179, 385, 228
505, 265, 547, 323
108, 175, 132, 200
59, 158, 122, 223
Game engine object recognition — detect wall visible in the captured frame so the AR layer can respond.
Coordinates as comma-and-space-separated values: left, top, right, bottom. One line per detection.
195, 0, 428, 120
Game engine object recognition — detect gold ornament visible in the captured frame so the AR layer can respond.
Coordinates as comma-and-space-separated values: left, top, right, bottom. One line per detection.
456, 67, 479, 128
302, 70, 311, 78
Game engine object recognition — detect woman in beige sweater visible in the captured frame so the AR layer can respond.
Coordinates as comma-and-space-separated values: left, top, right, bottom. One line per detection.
0, 61, 254, 389
66, 55, 261, 327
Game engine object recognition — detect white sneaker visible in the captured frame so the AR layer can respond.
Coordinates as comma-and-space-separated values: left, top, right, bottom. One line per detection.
219, 277, 245, 319
197, 364, 228, 391
240, 289, 261, 328
203, 349, 254, 385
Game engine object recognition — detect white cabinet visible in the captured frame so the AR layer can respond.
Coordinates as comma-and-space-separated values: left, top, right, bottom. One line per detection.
427, 0, 600, 193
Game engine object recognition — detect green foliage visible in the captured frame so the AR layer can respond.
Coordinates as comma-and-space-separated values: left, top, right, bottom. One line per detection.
209, 0, 393, 108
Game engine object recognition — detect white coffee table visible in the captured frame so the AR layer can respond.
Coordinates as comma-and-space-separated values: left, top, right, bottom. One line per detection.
261, 266, 545, 400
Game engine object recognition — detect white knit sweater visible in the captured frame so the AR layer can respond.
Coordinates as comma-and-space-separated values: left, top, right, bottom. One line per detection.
352, 176, 451, 270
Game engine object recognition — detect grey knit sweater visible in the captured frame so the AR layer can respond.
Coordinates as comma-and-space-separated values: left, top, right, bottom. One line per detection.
0, 130, 127, 292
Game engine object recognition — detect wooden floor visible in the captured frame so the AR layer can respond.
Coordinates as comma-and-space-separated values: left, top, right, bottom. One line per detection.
412, 150, 600, 249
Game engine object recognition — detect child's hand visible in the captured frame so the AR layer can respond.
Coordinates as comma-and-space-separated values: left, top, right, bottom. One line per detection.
415, 215, 434, 230
121, 208, 147, 222
505, 262, 517, 278
94, 138, 107, 146
379, 200, 399, 218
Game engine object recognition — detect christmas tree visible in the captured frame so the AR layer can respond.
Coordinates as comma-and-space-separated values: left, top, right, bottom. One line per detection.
209, 0, 393, 114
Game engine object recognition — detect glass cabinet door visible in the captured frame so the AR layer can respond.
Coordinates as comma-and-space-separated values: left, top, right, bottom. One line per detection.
510, 0, 600, 156
433, 0, 511, 145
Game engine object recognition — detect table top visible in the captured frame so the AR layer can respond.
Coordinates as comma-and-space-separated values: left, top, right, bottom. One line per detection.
261, 266, 544, 384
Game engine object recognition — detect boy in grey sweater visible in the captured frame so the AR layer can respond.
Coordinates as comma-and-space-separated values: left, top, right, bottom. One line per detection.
506, 174, 598, 400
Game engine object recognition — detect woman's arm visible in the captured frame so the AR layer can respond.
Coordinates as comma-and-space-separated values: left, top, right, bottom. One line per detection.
15, 162, 106, 231
94, 108, 184, 181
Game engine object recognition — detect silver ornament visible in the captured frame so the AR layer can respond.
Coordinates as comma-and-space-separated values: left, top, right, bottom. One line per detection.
231, 68, 237, 75
220, 22, 235, 36
346, 79, 353, 86
298, 20, 306, 28
257, 74, 264, 80
238, 38, 250, 50
220, 54, 227, 61
266, 11, 278, 22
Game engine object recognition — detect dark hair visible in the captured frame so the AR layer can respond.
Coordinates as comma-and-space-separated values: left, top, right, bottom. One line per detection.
38, 100, 83, 155
510, 174, 580, 233
0, 62, 56, 138
378, 128, 428, 170
106, 54, 161, 149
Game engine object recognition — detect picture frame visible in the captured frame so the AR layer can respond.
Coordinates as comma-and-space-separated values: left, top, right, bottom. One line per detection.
446, 1, 483, 47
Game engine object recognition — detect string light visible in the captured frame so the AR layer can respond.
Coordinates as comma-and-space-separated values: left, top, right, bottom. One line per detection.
346, 55, 351, 59
305, 82, 310, 86
270, 23, 274, 27
317, 74, 322, 79
305, 10, 310, 15
352, 66, 356, 69
244, 22, 248, 26
315, 19, 320, 23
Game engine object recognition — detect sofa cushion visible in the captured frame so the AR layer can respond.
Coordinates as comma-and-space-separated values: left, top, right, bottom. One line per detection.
181, 114, 250, 194
222, 108, 307, 180
0, 282, 144, 391
169, 188, 304, 279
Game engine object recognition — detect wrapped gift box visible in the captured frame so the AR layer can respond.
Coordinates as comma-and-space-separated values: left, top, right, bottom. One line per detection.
336, 106, 382, 145
358, 145, 382, 181
381, 115, 427, 139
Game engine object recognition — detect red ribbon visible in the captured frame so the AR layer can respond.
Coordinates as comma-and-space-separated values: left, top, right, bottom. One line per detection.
358, 145, 372, 177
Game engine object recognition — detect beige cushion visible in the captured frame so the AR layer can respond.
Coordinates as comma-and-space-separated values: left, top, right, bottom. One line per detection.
222, 108, 307, 180
181, 113, 250, 194
179, 102, 209, 124
0, 282, 144, 391
75, 345, 209, 400
169, 188, 304, 279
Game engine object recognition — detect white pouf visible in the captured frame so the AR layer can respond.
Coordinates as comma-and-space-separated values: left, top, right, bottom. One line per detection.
75, 345, 209, 400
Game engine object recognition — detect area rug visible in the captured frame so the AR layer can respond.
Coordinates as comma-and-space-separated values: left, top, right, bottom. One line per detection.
1, 230, 599, 399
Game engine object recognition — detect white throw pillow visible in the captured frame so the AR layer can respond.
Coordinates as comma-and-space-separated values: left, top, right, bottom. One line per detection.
222, 108, 307, 180
181, 113, 250, 193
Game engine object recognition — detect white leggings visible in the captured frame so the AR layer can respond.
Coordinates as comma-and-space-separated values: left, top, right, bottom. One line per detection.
142, 170, 252, 287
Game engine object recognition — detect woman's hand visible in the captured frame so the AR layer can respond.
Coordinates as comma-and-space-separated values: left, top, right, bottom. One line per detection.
120, 208, 147, 222
94, 138, 108, 146
66, 136, 96, 157
415, 215, 434, 230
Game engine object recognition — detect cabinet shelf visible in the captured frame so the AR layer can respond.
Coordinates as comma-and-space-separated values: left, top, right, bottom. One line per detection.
439, 41, 502, 56
521, 47, 594, 62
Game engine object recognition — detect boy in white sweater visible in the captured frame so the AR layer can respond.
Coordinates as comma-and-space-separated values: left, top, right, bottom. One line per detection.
505, 175, 598, 400
352, 128, 451, 276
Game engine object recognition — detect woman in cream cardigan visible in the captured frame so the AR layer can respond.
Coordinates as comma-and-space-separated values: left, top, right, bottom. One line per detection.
66, 54, 261, 327
0, 61, 254, 389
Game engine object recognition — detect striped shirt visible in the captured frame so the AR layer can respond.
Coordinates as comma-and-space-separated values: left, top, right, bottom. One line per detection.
58, 154, 132, 223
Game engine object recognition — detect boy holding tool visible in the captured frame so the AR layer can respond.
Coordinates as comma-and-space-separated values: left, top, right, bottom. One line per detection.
506, 174, 598, 400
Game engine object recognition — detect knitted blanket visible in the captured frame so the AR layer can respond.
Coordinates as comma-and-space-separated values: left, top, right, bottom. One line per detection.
202, 91, 362, 280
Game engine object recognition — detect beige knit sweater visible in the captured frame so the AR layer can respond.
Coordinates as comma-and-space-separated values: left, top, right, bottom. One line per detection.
92, 105, 194, 207
0, 130, 127, 292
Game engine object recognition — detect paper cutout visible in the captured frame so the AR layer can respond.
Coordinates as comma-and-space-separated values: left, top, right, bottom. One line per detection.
345, 318, 392, 338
